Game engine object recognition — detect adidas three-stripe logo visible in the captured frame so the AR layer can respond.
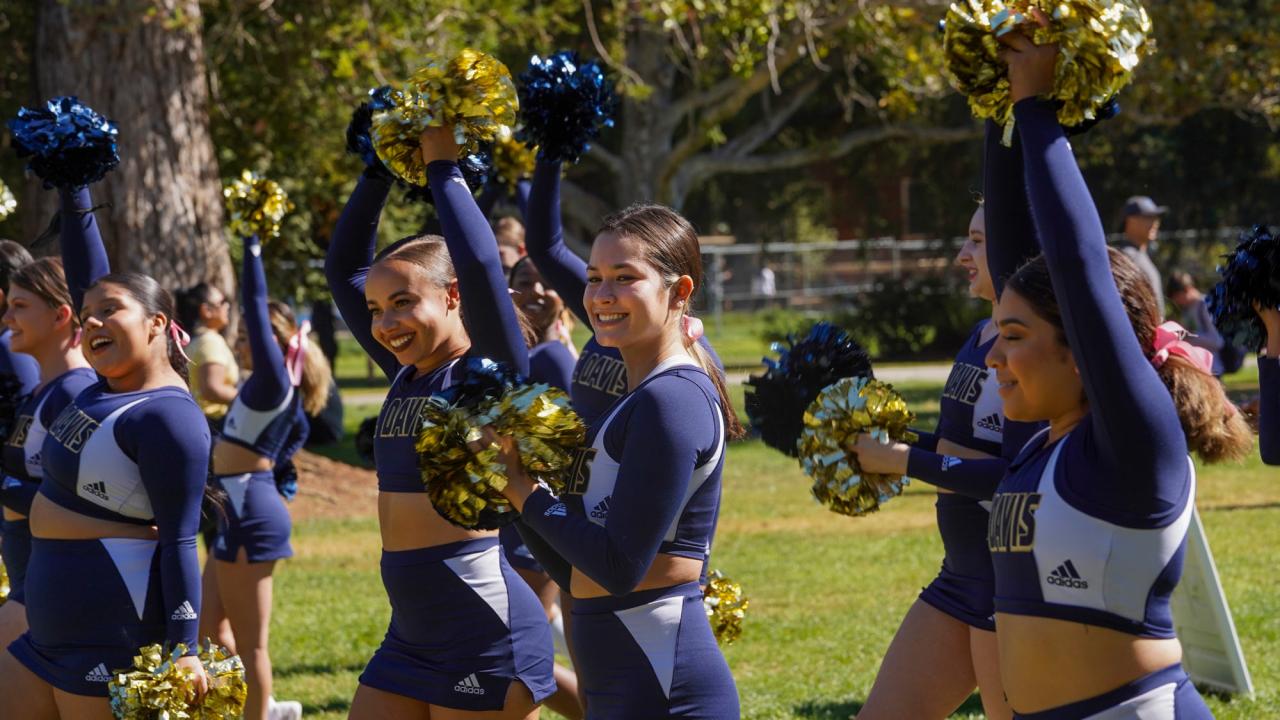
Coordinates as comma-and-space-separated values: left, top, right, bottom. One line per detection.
85, 663, 112, 682
544, 503, 568, 518
589, 496, 611, 520
82, 480, 110, 501
454, 673, 486, 695
1046, 559, 1089, 589
171, 600, 198, 621
975, 413, 1003, 433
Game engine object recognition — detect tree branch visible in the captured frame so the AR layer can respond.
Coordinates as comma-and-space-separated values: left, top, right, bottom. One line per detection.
717, 76, 822, 159
582, 143, 625, 177
560, 177, 613, 240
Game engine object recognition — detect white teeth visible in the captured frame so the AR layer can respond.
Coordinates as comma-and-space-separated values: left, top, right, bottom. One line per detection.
597, 314, 625, 322
90, 337, 111, 349
388, 334, 412, 350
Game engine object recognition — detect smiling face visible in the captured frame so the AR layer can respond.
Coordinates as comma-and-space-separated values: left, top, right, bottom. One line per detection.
584, 231, 690, 353
510, 259, 564, 336
80, 281, 168, 380
986, 288, 1083, 423
955, 206, 994, 302
4, 285, 71, 355
365, 257, 465, 370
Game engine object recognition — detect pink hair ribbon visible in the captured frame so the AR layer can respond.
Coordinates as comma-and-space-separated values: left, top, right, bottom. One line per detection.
285, 320, 311, 387
681, 315, 705, 344
169, 321, 193, 364
1150, 321, 1214, 376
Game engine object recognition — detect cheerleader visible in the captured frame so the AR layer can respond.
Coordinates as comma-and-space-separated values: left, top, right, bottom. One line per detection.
0, 258, 97, 648
1256, 304, 1280, 466
984, 27, 1250, 717
210, 232, 327, 720
0, 183, 211, 718
493, 203, 743, 719
324, 126, 554, 719
0, 241, 40, 405
848, 123, 1045, 720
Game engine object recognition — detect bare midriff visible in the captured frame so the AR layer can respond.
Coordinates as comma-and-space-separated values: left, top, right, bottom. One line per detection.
212, 440, 273, 475
3, 508, 25, 522
932, 437, 996, 495
997, 613, 1183, 713
28, 493, 158, 541
378, 491, 494, 551
571, 554, 703, 599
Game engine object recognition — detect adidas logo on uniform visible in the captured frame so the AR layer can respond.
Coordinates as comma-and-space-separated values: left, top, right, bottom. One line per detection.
82, 480, 109, 501
975, 413, 1003, 434
590, 496, 611, 520
2, 476, 19, 490
85, 663, 112, 683
171, 600, 198, 621
544, 503, 568, 518
941, 456, 963, 471
454, 673, 486, 695
1046, 560, 1089, 589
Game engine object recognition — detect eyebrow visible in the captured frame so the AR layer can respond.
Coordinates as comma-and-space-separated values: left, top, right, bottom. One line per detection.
585, 262, 642, 273
367, 289, 413, 305
996, 317, 1029, 329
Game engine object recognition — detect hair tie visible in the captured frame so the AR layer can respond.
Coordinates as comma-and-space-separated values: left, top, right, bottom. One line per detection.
1150, 321, 1214, 376
681, 315, 705, 344
168, 321, 193, 364
285, 320, 311, 387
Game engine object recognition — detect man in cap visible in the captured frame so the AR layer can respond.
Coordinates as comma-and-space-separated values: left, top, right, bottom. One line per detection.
1117, 195, 1167, 318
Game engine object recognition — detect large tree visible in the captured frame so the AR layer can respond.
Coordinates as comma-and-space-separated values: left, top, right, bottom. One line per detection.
24, 0, 232, 294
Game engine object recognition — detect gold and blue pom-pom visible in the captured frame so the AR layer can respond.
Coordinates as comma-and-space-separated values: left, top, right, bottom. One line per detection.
108, 641, 246, 719
943, 1, 1152, 143
516, 51, 617, 165
745, 322, 874, 457
490, 129, 538, 194
703, 570, 749, 645
0, 179, 16, 221
223, 170, 292, 241
1208, 225, 1280, 351
7, 96, 120, 189
798, 376, 918, 517
416, 358, 586, 530
371, 49, 517, 187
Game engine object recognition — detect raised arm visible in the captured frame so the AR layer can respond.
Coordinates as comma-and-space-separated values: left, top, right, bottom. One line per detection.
59, 186, 112, 313
238, 235, 290, 409
324, 174, 399, 378
525, 159, 589, 324
1016, 98, 1187, 503
426, 159, 529, 375
984, 120, 1041, 300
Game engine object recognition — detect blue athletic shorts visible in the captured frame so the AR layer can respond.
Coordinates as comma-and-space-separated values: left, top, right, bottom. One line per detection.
919, 492, 996, 631
2, 518, 32, 605
1014, 664, 1212, 719
212, 471, 293, 563
359, 537, 556, 711
498, 524, 545, 574
571, 582, 739, 719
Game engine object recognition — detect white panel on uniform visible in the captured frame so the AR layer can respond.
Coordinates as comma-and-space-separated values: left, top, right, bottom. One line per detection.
222, 388, 293, 446
220, 473, 252, 518
970, 369, 1005, 445
100, 537, 158, 620
1080, 682, 1176, 719
444, 544, 510, 628
23, 394, 50, 478
77, 398, 154, 520
615, 595, 684, 698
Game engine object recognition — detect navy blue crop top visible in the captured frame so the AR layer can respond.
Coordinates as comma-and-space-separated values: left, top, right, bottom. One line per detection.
372, 360, 461, 492
1, 367, 98, 516
529, 340, 575, 392
985, 99, 1195, 638
519, 359, 727, 596
218, 236, 308, 464
1260, 357, 1280, 466
0, 328, 39, 411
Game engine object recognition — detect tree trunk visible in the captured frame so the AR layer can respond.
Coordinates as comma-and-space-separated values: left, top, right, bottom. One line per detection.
28, 0, 231, 297
616, 20, 679, 208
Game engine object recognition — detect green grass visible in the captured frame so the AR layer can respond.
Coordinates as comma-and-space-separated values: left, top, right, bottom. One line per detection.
274, 374, 1279, 719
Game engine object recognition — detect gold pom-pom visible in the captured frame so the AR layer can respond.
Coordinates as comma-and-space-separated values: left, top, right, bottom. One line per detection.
798, 376, 918, 517
703, 570, 749, 645
944, 1, 1153, 142
417, 369, 586, 530
491, 129, 537, 194
108, 641, 246, 719
0, 179, 16, 221
223, 170, 292, 241
0, 552, 9, 605
372, 49, 518, 186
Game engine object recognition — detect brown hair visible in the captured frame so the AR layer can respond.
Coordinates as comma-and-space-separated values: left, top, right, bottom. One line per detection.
1005, 248, 1250, 464
266, 301, 334, 416
374, 235, 537, 352
595, 204, 745, 440
10, 257, 77, 328
493, 217, 525, 250
88, 272, 189, 377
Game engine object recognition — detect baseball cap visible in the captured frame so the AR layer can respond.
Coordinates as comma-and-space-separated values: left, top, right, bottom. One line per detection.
1123, 196, 1169, 218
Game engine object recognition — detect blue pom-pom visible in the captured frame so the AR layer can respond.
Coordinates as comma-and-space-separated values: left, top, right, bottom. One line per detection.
1208, 225, 1280, 351
516, 51, 618, 165
8, 96, 119, 189
1063, 95, 1121, 137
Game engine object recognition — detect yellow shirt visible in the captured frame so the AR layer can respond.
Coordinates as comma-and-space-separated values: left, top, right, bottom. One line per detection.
187, 328, 240, 419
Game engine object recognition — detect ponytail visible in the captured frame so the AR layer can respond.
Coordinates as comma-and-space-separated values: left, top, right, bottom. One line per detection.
1157, 357, 1251, 464
689, 335, 746, 441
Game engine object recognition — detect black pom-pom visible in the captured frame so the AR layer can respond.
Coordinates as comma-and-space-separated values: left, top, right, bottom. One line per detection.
1208, 225, 1280, 351
1063, 95, 1121, 136
0, 374, 29, 441
355, 416, 378, 466
8, 96, 119, 189
516, 51, 618, 164
745, 322, 874, 456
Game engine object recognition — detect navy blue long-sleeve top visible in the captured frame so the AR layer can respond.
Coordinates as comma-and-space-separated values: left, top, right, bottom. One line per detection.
218, 235, 309, 464
51, 185, 208, 650
326, 164, 530, 493
986, 99, 1193, 638
1, 367, 98, 515
1260, 357, 1280, 465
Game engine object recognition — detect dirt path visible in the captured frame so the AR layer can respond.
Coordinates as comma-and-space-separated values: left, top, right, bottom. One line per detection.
289, 450, 378, 522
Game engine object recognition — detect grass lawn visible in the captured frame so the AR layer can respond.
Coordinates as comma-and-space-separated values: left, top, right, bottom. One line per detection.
281, 373, 1278, 719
